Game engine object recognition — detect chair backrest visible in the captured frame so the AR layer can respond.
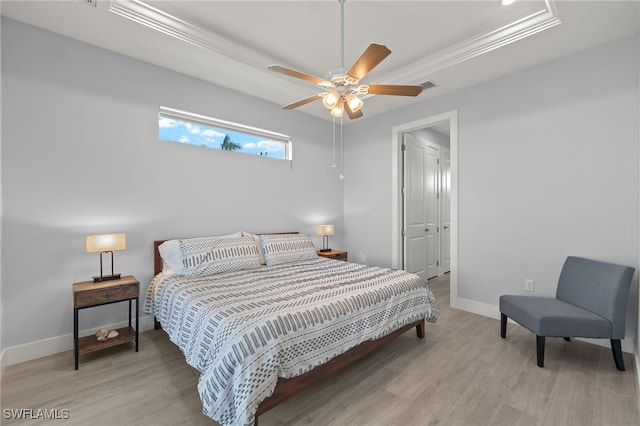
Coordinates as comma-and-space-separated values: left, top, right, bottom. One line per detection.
556, 256, 635, 339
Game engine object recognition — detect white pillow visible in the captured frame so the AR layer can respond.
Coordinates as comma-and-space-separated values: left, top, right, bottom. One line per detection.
241, 231, 266, 265
158, 232, 241, 275
259, 233, 318, 266
181, 235, 261, 277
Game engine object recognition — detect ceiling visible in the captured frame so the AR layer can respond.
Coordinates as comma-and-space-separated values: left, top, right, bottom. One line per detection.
2, 1, 639, 124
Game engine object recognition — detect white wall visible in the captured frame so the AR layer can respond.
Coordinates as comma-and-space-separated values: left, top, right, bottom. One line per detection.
0, 18, 343, 354
344, 35, 640, 342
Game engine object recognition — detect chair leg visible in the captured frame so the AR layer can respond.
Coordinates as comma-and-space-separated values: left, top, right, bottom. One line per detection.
611, 339, 625, 371
536, 335, 545, 368
500, 313, 507, 338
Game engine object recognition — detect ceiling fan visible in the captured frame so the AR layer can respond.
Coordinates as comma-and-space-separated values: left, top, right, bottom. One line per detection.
268, 0, 423, 120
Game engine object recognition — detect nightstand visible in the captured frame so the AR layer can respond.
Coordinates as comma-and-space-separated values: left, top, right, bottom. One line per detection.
317, 250, 348, 261
73, 275, 139, 370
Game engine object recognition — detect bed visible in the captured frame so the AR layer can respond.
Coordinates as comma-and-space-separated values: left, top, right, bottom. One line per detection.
145, 232, 440, 426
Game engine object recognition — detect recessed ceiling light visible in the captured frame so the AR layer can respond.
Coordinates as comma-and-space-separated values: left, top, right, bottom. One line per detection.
502, 0, 516, 5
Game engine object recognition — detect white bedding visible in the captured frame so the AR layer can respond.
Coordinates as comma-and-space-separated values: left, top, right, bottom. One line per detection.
145, 257, 439, 426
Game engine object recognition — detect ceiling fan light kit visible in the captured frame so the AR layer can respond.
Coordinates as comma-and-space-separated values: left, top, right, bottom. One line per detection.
268, 0, 423, 120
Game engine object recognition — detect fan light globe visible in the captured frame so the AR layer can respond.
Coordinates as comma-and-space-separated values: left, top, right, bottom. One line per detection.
345, 94, 363, 112
330, 102, 344, 118
323, 91, 340, 109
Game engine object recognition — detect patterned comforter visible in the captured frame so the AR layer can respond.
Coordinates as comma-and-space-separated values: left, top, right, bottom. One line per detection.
145, 257, 439, 426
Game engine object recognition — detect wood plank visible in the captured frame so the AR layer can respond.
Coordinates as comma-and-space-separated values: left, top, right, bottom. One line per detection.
78, 327, 135, 355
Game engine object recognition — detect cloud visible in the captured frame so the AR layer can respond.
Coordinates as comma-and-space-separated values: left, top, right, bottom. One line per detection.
184, 122, 202, 135
202, 129, 225, 138
159, 117, 178, 128
257, 140, 285, 152
242, 142, 257, 149
179, 135, 190, 143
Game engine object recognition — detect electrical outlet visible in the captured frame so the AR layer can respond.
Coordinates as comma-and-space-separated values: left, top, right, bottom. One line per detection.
525, 279, 535, 292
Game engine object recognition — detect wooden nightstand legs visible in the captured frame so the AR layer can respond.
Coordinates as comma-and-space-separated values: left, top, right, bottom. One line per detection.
73, 298, 139, 370
72, 276, 140, 370
131, 298, 139, 352
74, 307, 79, 370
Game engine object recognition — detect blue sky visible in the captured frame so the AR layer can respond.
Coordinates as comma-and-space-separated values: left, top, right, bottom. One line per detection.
159, 116, 286, 159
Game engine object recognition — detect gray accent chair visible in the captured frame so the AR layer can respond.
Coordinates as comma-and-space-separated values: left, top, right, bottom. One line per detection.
500, 256, 635, 370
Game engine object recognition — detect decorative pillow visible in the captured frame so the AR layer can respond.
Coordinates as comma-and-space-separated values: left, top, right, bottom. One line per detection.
241, 231, 267, 265
259, 233, 318, 266
181, 235, 262, 277
158, 232, 242, 275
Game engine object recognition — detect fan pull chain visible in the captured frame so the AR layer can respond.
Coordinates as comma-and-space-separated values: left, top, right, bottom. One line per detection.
331, 116, 337, 168
339, 115, 345, 180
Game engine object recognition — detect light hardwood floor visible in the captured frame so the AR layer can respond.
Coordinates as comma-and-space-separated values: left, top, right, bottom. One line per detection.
2, 275, 638, 425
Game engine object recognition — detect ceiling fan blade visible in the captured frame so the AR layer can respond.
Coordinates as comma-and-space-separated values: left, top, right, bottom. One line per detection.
346, 44, 391, 80
366, 84, 423, 96
282, 94, 324, 110
268, 65, 328, 85
345, 101, 364, 120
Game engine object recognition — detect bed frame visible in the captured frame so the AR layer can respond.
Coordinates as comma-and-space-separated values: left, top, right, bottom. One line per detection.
152, 238, 425, 425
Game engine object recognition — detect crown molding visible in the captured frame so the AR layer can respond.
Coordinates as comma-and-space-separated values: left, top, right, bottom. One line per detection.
378, 0, 561, 85
108, 0, 561, 89
108, 0, 272, 69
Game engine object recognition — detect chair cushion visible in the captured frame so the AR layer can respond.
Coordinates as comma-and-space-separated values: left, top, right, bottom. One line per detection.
500, 295, 611, 338
556, 256, 634, 339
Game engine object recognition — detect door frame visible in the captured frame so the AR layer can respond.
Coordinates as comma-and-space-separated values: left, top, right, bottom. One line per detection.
391, 110, 458, 307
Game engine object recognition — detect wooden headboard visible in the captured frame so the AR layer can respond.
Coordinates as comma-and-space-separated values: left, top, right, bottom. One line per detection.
153, 240, 167, 276
153, 232, 299, 276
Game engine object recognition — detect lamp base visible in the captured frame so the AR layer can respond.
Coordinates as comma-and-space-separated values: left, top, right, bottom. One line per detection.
319, 248, 332, 252
93, 273, 122, 283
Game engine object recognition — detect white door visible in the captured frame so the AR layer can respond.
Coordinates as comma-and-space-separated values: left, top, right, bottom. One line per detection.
440, 148, 451, 274
403, 134, 439, 280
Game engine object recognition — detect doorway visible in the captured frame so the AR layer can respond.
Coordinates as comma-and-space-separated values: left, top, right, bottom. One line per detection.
391, 110, 458, 304
403, 131, 451, 280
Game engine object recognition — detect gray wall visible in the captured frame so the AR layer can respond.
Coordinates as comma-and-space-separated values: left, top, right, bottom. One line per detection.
0, 18, 344, 349
344, 34, 639, 339
2, 16, 639, 358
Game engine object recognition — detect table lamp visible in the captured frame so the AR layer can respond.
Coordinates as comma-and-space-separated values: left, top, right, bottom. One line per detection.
85, 233, 126, 282
316, 225, 334, 252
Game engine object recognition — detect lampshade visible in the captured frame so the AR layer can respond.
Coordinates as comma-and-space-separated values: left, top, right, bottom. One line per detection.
345, 94, 363, 112
322, 91, 340, 109
85, 233, 126, 253
317, 225, 335, 236
330, 102, 344, 118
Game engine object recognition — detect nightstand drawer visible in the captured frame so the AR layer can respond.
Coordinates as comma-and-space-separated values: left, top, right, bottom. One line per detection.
74, 282, 139, 307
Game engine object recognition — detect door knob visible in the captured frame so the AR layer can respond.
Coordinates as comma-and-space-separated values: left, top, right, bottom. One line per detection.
444, 226, 449, 229
425, 228, 430, 232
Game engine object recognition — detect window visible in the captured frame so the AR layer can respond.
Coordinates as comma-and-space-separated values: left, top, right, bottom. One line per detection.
158, 107, 292, 160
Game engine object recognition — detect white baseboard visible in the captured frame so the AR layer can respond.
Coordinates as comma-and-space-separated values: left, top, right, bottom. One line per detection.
0, 315, 156, 372
1, 348, 6, 377
453, 296, 501, 319
451, 296, 637, 354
